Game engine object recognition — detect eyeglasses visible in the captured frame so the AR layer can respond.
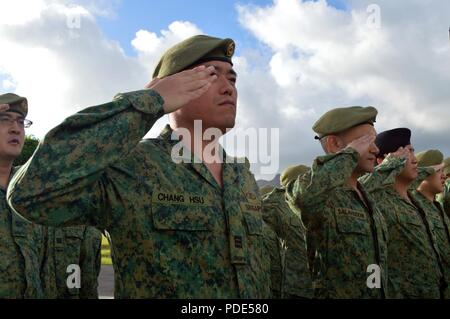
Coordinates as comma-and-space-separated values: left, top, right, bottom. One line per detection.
0, 116, 33, 128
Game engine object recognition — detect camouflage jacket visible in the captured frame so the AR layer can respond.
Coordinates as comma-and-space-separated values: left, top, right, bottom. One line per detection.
360, 156, 444, 298
287, 149, 388, 299
262, 187, 313, 298
42, 226, 102, 299
0, 185, 45, 299
412, 190, 450, 299
437, 180, 450, 219
7, 89, 270, 299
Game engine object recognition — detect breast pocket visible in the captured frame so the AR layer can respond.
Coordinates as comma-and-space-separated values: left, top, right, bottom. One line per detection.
335, 208, 370, 235
395, 211, 423, 227
152, 203, 213, 231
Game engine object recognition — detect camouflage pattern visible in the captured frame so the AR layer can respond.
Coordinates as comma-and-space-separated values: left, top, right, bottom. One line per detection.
262, 187, 313, 298
360, 156, 445, 298
437, 180, 450, 218
286, 148, 388, 299
41, 226, 102, 299
412, 190, 450, 299
260, 219, 283, 298
7, 89, 270, 299
0, 172, 45, 299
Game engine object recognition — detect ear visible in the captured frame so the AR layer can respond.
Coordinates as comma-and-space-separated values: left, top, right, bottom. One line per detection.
326, 135, 343, 153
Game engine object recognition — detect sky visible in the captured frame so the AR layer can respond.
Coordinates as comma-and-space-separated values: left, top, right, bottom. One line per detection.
0, 0, 449, 180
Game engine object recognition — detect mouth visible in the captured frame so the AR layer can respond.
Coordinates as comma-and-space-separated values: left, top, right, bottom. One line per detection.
218, 100, 236, 109
8, 139, 20, 146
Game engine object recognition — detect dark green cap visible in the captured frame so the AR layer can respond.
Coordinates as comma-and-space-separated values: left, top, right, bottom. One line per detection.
444, 157, 450, 175
280, 164, 310, 188
0, 93, 28, 117
416, 149, 443, 167
313, 106, 377, 140
152, 35, 235, 79
259, 185, 274, 197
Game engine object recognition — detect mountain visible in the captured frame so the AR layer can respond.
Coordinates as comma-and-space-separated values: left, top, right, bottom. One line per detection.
257, 174, 281, 188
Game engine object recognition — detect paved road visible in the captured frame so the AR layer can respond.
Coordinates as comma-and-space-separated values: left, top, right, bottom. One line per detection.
98, 265, 114, 299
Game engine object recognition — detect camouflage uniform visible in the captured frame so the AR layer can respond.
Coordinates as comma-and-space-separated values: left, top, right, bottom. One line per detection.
287, 148, 388, 298
437, 180, 450, 218
262, 187, 312, 298
360, 156, 445, 298
8, 89, 270, 299
412, 190, 450, 298
42, 226, 102, 299
0, 170, 45, 299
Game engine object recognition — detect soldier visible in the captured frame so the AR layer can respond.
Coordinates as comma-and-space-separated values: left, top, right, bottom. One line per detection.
287, 106, 388, 299
7, 35, 270, 298
262, 164, 313, 299
43, 226, 102, 299
360, 128, 445, 298
437, 157, 450, 217
0, 93, 45, 298
411, 150, 450, 298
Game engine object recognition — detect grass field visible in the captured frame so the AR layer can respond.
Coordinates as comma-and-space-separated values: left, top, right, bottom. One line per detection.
101, 235, 112, 265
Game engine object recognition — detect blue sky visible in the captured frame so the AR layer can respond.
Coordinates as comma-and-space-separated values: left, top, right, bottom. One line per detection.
97, 0, 347, 56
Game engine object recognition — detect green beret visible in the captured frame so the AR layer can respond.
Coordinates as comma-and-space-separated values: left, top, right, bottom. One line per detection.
313, 106, 378, 140
442, 157, 450, 175
0, 93, 28, 117
280, 164, 310, 188
416, 149, 444, 167
152, 35, 235, 79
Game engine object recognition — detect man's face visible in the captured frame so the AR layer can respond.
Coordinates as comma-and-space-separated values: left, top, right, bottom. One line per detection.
173, 60, 237, 133
339, 124, 379, 173
0, 112, 25, 161
421, 167, 446, 195
398, 145, 418, 181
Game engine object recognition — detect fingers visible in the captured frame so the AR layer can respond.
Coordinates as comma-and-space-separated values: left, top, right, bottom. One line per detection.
145, 78, 161, 89
0, 104, 10, 112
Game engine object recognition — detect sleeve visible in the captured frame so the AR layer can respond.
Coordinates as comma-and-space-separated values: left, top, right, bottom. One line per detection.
79, 226, 103, 299
285, 148, 359, 228
359, 155, 407, 192
7, 89, 165, 228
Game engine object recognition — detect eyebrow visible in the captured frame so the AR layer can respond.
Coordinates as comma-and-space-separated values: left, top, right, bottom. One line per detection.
209, 65, 237, 78
0, 113, 24, 120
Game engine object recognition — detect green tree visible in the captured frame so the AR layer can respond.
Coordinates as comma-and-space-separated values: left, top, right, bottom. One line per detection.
14, 135, 40, 166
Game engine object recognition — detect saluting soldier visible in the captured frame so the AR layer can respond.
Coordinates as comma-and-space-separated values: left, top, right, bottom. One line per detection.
411, 150, 450, 298
7, 35, 270, 298
360, 128, 446, 298
287, 106, 388, 299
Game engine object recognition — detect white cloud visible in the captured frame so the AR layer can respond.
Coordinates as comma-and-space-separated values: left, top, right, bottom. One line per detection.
236, 0, 450, 178
0, 1, 202, 139
131, 21, 203, 73
1, 0, 448, 180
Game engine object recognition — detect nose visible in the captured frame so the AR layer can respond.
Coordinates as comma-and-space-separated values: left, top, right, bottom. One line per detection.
370, 142, 379, 156
218, 75, 235, 96
8, 120, 22, 134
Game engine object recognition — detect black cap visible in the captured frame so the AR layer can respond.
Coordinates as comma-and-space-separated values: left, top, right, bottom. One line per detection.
375, 128, 411, 158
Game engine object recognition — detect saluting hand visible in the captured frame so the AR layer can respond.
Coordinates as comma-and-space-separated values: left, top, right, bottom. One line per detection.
388, 146, 410, 160
346, 133, 377, 156
0, 104, 9, 112
145, 65, 217, 114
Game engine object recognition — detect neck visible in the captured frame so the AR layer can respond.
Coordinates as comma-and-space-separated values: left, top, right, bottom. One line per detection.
0, 158, 13, 189
172, 122, 224, 165
348, 170, 361, 190
394, 176, 412, 200
417, 186, 436, 202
